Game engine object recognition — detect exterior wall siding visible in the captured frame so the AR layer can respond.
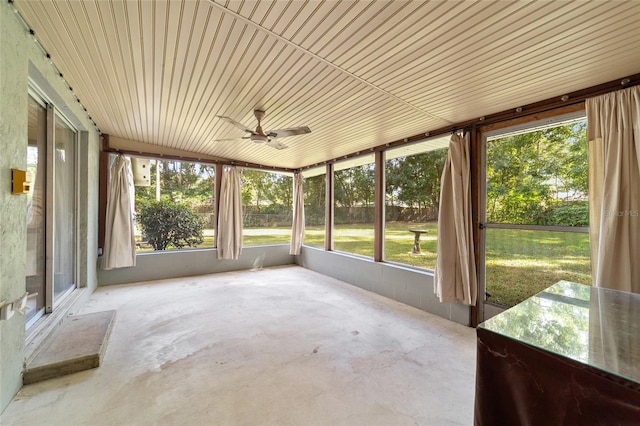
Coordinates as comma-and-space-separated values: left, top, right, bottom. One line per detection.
0, 2, 100, 412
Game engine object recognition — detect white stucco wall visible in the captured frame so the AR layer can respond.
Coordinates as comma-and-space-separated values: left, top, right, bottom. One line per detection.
0, 2, 29, 411
0, 2, 100, 412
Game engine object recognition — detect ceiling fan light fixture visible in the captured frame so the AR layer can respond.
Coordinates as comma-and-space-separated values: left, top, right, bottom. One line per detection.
251, 134, 269, 143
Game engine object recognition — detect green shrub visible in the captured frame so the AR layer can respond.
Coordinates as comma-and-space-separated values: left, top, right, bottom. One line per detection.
136, 200, 204, 250
547, 201, 589, 227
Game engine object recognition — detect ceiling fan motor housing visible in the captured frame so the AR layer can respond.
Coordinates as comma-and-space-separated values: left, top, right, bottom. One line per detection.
253, 109, 266, 121
253, 109, 268, 142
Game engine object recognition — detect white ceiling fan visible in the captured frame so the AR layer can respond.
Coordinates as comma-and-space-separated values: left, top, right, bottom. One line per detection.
215, 109, 311, 150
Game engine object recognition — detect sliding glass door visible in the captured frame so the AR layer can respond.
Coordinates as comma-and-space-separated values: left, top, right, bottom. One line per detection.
26, 96, 47, 324
25, 94, 78, 327
53, 116, 77, 300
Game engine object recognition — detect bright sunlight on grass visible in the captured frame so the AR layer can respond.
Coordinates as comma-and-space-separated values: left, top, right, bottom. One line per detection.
485, 228, 591, 307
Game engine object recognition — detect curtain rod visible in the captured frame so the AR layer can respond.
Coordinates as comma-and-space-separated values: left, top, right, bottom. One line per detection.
102, 136, 296, 174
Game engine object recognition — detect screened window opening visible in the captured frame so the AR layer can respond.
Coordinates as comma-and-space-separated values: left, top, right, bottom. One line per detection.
333, 155, 375, 257
242, 169, 292, 245
384, 137, 449, 270
133, 157, 215, 251
303, 168, 326, 248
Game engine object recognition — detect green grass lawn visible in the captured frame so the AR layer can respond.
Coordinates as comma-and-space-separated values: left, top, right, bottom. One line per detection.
137, 222, 591, 308
303, 222, 439, 270
136, 227, 292, 250
484, 228, 591, 307
305, 222, 591, 307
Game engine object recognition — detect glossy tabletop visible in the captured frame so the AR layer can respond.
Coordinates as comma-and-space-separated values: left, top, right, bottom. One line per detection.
479, 281, 640, 385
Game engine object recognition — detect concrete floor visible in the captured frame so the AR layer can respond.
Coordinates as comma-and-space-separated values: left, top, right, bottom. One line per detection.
1, 265, 476, 425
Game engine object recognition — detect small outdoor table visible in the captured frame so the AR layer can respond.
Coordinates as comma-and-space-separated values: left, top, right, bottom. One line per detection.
408, 228, 428, 254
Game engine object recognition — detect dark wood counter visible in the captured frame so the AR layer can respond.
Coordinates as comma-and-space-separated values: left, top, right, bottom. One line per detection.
474, 281, 640, 425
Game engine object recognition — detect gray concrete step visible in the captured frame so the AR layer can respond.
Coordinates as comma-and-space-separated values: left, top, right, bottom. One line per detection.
23, 310, 116, 385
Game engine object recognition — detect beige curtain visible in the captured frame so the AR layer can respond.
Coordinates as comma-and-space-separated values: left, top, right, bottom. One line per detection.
290, 172, 305, 255
217, 166, 243, 260
102, 154, 136, 270
434, 132, 477, 305
586, 86, 640, 293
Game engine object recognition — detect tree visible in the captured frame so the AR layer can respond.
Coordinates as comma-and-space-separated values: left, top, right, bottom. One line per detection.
334, 164, 375, 208
265, 173, 293, 213
304, 174, 326, 226
333, 164, 375, 224
486, 120, 588, 225
136, 200, 204, 250
385, 148, 448, 220
241, 170, 292, 213
242, 169, 271, 211
135, 160, 216, 207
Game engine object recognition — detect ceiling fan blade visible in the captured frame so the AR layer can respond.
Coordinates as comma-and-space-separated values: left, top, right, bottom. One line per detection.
267, 126, 311, 139
212, 136, 252, 142
217, 116, 255, 134
266, 140, 289, 150
212, 138, 242, 142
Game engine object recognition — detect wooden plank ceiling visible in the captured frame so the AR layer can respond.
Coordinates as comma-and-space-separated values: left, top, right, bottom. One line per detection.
13, 0, 640, 170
